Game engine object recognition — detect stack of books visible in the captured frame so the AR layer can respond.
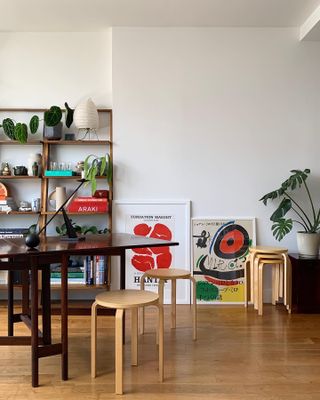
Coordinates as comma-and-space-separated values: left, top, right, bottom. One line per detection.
84, 255, 107, 285
67, 197, 108, 213
0, 197, 18, 212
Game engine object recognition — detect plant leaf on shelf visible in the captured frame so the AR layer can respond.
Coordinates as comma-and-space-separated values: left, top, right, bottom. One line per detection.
14, 123, 28, 143
29, 115, 39, 134
65, 102, 74, 128
2, 118, 16, 140
44, 106, 62, 127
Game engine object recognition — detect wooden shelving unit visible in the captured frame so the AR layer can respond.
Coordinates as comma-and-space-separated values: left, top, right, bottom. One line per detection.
0, 108, 113, 311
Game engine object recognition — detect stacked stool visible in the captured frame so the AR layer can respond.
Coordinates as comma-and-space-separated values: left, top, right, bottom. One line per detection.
91, 289, 164, 395
244, 246, 292, 315
140, 268, 197, 340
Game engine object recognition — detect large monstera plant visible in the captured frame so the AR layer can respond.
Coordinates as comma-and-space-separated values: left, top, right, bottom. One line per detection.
260, 169, 320, 241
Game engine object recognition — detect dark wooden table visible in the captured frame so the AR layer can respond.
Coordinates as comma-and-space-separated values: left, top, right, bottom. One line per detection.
289, 253, 320, 313
0, 233, 179, 387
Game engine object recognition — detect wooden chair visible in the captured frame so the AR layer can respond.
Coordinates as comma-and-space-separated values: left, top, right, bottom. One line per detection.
140, 268, 197, 340
91, 289, 164, 395
244, 246, 292, 315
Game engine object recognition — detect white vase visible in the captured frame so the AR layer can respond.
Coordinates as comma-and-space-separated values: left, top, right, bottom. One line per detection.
27, 153, 42, 176
296, 232, 320, 257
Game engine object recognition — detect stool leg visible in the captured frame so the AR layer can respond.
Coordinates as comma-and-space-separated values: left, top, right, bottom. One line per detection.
91, 301, 98, 378
254, 256, 260, 310
140, 273, 146, 335
190, 276, 197, 341
244, 259, 249, 308
279, 265, 284, 299
272, 267, 276, 306
258, 262, 264, 316
158, 303, 164, 383
275, 264, 280, 303
249, 252, 255, 303
171, 279, 176, 329
115, 309, 124, 395
157, 280, 165, 345
131, 308, 138, 366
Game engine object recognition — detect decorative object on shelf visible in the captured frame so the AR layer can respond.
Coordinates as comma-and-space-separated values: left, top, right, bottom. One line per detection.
1, 162, 11, 176
67, 196, 108, 213
13, 166, 28, 176
25, 179, 87, 249
32, 162, 39, 177
19, 200, 32, 212
84, 153, 112, 194
49, 186, 67, 211
0, 182, 8, 199
73, 98, 99, 140
27, 153, 42, 176
260, 169, 320, 257
31, 198, 40, 212
75, 161, 84, 176
0, 115, 38, 143
64, 133, 75, 141
0, 197, 18, 212
45, 170, 76, 177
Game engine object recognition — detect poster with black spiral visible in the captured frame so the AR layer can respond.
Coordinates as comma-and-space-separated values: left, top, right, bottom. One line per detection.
192, 217, 256, 304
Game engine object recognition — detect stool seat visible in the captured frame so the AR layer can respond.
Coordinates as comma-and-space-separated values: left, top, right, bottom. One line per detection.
249, 246, 288, 254
95, 289, 159, 309
143, 268, 191, 279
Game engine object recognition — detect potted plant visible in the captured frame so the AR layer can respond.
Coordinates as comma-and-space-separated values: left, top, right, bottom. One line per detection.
260, 169, 320, 256
83, 153, 112, 195
0, 115, 38, 143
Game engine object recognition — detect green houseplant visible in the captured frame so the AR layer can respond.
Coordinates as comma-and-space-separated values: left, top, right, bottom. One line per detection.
260, 169, 320, 256
83, 153, 112, 195
0, 115, 38, 143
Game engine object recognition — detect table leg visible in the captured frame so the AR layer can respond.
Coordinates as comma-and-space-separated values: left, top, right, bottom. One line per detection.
7, 270, 14, 336
22, 269, 30, 316
42, 266, 51, 345
61, 255, 69, 381
31, 262, 39, 387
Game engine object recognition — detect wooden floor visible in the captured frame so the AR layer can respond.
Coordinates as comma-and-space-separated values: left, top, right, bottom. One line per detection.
1, 304, 320, 399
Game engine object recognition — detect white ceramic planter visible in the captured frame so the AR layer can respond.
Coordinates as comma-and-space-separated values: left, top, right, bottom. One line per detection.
296, 232, 320, 257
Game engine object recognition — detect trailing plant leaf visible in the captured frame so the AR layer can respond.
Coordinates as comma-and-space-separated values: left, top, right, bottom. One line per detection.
44, 106, 62, 127
271, 218, 293, 241
2, 118, 16, 140
259, 190, 279, 205
64, 102, 74, 128
29, 115, 39, 134
14, 123, 28, 143
270, 198, 292, 222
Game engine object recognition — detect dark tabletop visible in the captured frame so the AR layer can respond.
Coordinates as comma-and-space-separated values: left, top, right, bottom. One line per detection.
0, 233, 179, 258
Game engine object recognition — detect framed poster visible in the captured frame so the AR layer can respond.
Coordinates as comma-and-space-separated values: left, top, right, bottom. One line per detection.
113, 200, 191, 304
192, 217, 256, 304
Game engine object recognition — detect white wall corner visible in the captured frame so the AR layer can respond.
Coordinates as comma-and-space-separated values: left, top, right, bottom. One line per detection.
300, 5, 320, 41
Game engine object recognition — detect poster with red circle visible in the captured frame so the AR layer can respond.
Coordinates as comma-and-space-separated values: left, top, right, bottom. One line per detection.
113, 201, 191, 304
192, 218, 256, 303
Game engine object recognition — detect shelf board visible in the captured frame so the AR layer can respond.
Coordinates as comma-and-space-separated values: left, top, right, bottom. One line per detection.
42, 211, 108, 215
42, 140, 111, 145
0, 211, 39, 215
0, 176, 40, 179
51, 284, 108, 290
0, 140, 41, 145
42, 175, 107, 180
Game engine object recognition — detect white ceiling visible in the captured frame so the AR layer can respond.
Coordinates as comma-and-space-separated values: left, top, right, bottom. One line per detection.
0, 0, 320, 31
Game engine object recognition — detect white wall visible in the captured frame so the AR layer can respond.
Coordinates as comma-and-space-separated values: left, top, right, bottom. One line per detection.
112, 27, 320, 254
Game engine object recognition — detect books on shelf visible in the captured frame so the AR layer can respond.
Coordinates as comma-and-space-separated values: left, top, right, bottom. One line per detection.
0, 197, 18, 212
0, 227, 29, 238
50, 255, 108, 286
67, 197, 108, 213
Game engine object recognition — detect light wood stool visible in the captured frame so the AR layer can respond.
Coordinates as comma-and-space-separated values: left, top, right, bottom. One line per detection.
244, 246, 292, 315
91, 289, 164, 395
140, 268, 197, 340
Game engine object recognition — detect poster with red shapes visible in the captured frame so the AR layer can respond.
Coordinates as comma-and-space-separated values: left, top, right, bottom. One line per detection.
113, 201, 191, 304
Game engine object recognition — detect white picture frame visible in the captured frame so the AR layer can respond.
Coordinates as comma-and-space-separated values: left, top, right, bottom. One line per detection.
113, 200, 191, 304
192, 217, 256, 304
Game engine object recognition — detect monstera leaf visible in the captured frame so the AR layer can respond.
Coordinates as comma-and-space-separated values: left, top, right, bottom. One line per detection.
271, 218, 293, 241
270, 198, 292, 222
281, 169, 310, 191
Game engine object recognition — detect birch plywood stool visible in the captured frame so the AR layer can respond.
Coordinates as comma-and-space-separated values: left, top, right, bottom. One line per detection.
244, 246, 292, 315
91, 290, 164, 395
140, 268, 197, 340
